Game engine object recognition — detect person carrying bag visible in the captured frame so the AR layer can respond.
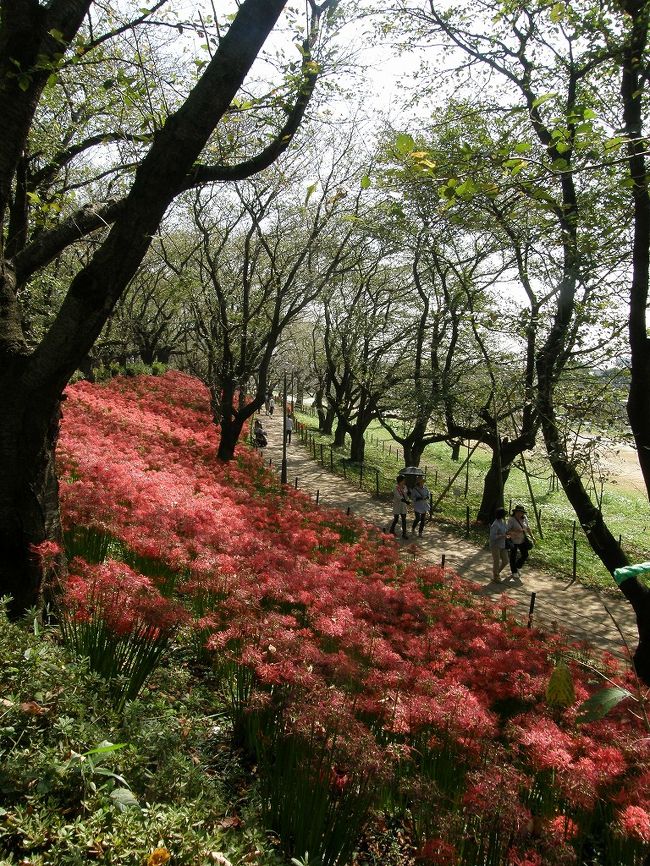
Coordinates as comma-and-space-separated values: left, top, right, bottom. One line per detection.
506, 505, 535, 578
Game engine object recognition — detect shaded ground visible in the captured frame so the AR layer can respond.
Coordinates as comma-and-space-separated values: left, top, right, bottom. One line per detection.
257, 412, 639, 662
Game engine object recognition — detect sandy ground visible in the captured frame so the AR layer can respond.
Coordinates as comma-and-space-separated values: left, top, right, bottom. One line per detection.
255, 413, 642, 665
598, 442, 647, 494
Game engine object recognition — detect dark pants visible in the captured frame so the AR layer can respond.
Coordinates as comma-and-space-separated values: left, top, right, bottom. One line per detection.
285, 430, 292, 444
412, 512, 426, 535
509, 541, 529, 574
390, 513, 407, 536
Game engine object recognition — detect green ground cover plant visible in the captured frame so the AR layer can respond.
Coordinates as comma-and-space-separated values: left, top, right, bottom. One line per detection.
294, 412, 650, 591
0, 602, 282, 866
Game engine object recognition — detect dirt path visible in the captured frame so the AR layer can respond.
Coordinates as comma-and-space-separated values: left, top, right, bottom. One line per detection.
257, 413, 639, 663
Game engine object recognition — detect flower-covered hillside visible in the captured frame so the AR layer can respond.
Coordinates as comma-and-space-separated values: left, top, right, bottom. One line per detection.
56, 371, 650, 866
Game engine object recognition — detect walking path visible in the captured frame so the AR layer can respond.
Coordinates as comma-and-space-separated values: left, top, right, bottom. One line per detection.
257, 412, 639, 662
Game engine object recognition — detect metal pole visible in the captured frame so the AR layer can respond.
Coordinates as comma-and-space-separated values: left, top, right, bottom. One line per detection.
281, 371, 288, 484
527, 592, 536, 628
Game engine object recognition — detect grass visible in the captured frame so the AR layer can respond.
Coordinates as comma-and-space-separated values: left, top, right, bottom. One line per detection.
294, 410, 650, 591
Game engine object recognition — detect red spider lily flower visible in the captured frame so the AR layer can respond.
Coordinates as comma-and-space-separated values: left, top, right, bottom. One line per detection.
416, 838, 457, 865
30, 540, 62, 566
617, 804, 650, 843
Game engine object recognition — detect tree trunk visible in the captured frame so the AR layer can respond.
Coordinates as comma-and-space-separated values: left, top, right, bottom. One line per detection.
398, 417, 429, 467
317, 402, 335, 434
349, 425, 365, 463
0, 376, 64, 617
476, 451, 511, 524
617, 577, 650, 686
214, 380, 259, 461
333, 420, 346, 448
217, 417, 242, 462
540, 404, 626, 574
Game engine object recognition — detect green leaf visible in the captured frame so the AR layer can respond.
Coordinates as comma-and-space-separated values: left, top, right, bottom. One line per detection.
110, 787, 140, 810
532, 93, 557, 109
576, 686, 632, 723
545, 659, 575, 707
360, 175, 371, 190
605, 136, 626, 151
395, 132, 415, 154
304, 183, 317, 205
83, 741, 127, 757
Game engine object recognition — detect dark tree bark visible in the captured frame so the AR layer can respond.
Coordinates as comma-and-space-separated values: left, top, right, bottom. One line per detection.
333, 419, 347, 448
621, 1, 650, 501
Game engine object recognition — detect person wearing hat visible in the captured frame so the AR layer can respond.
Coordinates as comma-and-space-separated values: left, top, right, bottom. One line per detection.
506, 505, 535, 577
389, 475, 410, 539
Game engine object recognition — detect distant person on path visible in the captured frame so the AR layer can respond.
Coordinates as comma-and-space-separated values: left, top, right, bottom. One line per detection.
284, 413, 294, 444
411, 478, 430, 537
507, 505, 535, 577
253, 419, 267, 449
268, 396, 275, 416
389, 475, 410, 539
265, 392, 272, 414
489, 507, 509, 582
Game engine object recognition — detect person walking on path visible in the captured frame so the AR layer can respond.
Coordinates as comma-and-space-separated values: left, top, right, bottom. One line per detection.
489, 507, 509, 582
507, 505, 535, 578
253, 418, 267, 450
411, 478, 430, 537
389, 475, 410, 539
284, 413, 294, 444
268, 396, 275, 416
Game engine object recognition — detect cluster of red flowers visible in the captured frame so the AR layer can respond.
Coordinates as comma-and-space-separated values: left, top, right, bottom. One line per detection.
57, 372, 650, 864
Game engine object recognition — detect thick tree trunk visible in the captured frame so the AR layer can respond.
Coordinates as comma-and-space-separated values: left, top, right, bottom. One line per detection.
618, 4, 650, 687
622, 0, 650, 503
402, 441, 425, 467
399, 417, 429, 466
217, 418, 242, 462
333, 420, 346, 448
0, 376, 64, 616
214, 381, 255, 461
476, 452, 511, 524
617, 577, 650, 686
349, 425, 366, 463
321, 406, 335, 435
